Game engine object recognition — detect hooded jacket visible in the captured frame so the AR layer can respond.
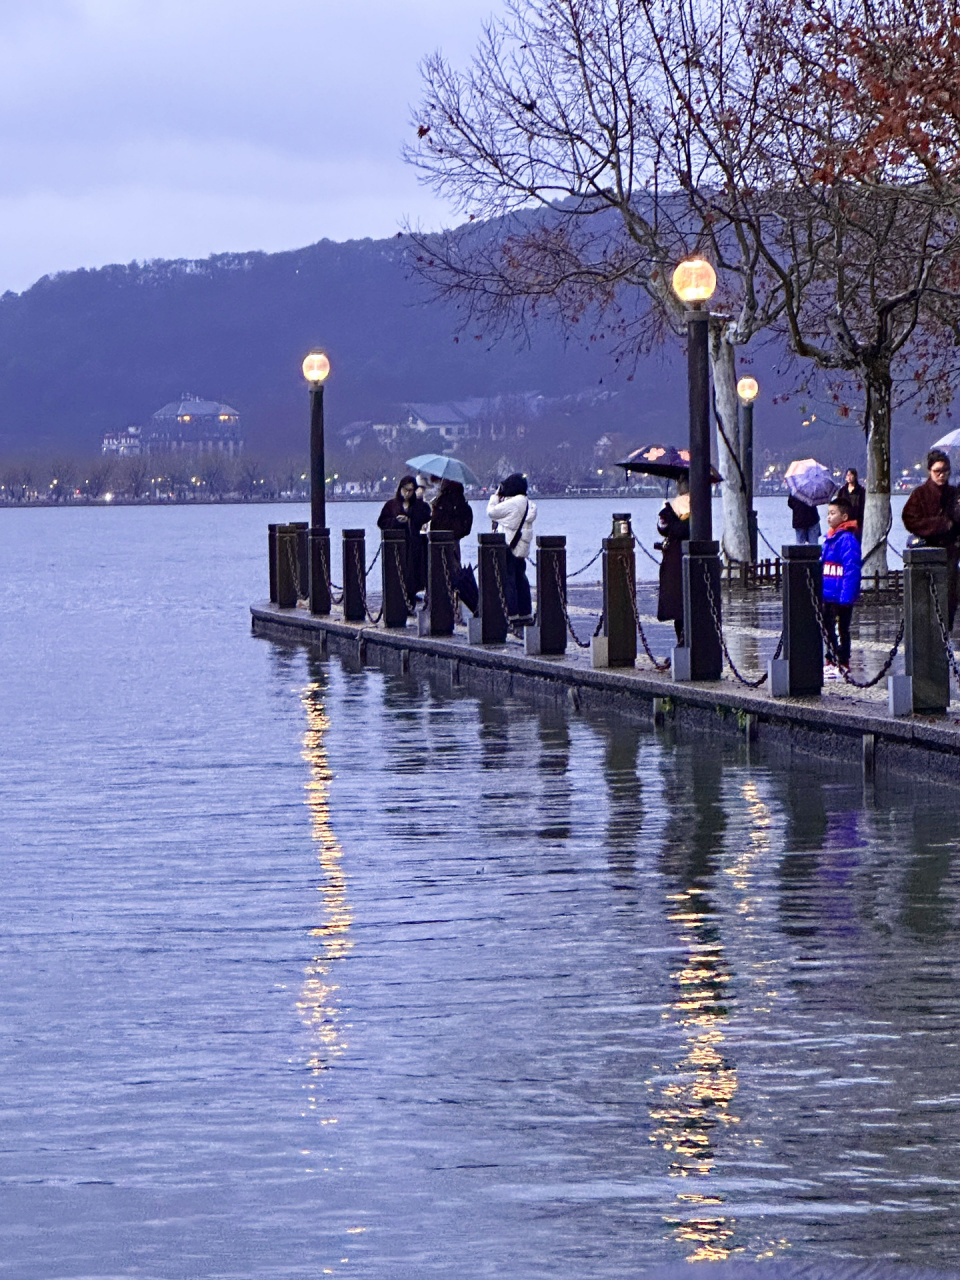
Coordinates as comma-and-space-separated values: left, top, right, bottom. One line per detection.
821, 520, 862, 606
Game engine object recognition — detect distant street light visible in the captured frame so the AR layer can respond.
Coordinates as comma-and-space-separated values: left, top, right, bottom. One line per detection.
672, 257, 721, 680
737, 376, 760, 562
302, 348, 332, 614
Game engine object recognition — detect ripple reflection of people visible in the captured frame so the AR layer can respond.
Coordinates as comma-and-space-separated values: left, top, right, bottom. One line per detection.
377, 475, 431, 605
656, 476, 690, 644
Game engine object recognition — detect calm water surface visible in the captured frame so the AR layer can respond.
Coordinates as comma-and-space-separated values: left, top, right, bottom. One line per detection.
0, 502, 956, 1279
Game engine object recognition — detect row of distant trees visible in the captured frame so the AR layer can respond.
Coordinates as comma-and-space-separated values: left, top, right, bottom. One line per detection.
0, 454, 313, 504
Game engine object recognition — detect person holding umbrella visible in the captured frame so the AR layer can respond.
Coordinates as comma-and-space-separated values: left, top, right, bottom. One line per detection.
656, 475, 690, 644
784, 458, 838, 545
615, 445, 722, 647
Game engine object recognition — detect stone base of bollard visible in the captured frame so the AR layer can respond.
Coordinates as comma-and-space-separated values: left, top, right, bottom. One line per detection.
524, 624, 541, 656
467, 616, 483, 645
768, 658, 790, 698
888, 674, 913, 718
671, 646, 691, 682
417, 609, 431, 637
590, 635, 608, 668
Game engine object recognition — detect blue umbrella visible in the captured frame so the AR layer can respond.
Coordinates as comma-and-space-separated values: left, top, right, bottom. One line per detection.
406, 453, 480, 487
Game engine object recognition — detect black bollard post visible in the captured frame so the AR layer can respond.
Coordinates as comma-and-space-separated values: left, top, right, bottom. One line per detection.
903, 546, 950, 713
342, 529, 366, 623
426, 530, 456, 636
381, 528, 409, 628
594, 513, 636, 668
275, 524, 298, 609
291, 522, 309, 600
769, 544, 822, 696
472, 533, 509, 644
535, 535, 567, 655
675, 540, 723, 681
309, 527, 332, 615
268, 523, 278, 603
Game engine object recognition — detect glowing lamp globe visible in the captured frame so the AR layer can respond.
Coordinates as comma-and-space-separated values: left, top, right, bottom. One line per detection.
302, 350, 331, 384
737, 376, 759, 404
672, 258, 717, 304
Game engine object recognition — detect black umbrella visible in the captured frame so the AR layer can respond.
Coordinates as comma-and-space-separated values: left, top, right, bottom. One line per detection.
617, 444, 722, 483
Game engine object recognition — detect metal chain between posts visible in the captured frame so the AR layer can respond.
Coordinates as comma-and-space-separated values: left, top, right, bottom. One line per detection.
700, 563, 770, 687
284, 538, 307, 604
319, 543, 344, 606
623, 562, 671, 672
353, 543, 383, 625
927, 572, 960, 686
550, 557, 594, 649
490, 552, 514, 625
365, 543, 382, 577
440, 546, 464, 625
567, 547, 603, 578
392, 545, 417, 614
635, 538, 661, 566
805, 569, 904, 689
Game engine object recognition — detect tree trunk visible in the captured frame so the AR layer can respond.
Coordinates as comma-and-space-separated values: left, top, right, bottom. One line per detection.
709, 330, 752, 564
862, 366, 892, 578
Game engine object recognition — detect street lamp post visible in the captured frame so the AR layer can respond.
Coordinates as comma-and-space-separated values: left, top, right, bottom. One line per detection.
672, 258, 722, 681
737, 375, 759, 563
302, 349, 332, 615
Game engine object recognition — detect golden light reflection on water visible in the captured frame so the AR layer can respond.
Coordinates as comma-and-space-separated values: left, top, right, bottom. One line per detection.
650, 781, 789, 1263
650, 883, 740, 1261
298, 683, 354, 1114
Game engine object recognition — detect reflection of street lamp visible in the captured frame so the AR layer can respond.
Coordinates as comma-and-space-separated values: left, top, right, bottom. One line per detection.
672, 258, 722, 680
737, 376, 759, 562
303, 349, 332, 614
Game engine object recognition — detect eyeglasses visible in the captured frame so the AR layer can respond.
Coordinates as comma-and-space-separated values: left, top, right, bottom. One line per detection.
931, 465, 951, 474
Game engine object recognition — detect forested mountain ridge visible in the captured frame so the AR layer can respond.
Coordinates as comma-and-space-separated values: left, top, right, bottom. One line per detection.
0, 226, 931, 469
0, 234, 684, 458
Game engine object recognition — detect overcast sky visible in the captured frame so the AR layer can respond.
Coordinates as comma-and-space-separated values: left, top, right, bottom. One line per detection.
0, 0, 499, 294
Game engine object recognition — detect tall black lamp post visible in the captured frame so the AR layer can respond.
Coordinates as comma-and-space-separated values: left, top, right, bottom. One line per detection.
303, 348, 332, 615
672, 258, 722, 680
737, 375, 759, 563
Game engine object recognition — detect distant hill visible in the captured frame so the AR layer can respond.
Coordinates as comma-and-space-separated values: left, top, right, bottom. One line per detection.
0, 226, 937, 469
0, 235, 678, 458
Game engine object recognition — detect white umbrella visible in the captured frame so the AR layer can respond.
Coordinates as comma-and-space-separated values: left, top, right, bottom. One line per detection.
931, 427, 960, 449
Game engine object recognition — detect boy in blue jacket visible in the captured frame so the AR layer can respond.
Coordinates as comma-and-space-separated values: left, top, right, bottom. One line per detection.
821, 495, 862, 673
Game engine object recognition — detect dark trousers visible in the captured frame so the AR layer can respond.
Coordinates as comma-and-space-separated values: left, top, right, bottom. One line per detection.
825, 602, 853, 666
504, 553, 532, 618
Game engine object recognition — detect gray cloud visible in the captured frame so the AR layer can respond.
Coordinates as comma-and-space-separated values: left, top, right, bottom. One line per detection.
0, 0, 497, 290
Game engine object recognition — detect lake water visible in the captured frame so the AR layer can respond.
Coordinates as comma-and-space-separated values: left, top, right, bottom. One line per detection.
1, 500, 957, 1280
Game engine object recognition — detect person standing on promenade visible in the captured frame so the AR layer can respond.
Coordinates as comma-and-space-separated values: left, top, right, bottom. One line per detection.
842, 469, 866, 538
821, 496, 862, 676
788, 492, 821, 544
486, 473, 537, 621
377, 475, 431, 600
902, 448, 960, 627
428, 477, 478, 615
656, 476, 690, 644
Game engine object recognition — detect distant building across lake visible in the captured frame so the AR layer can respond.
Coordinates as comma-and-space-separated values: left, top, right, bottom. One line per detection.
101, 426, 144, 457
102, 395, 243, 458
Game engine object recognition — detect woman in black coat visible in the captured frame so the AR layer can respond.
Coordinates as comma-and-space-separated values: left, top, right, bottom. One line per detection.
377, 475, 431, 597
657, 477, 690, 644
